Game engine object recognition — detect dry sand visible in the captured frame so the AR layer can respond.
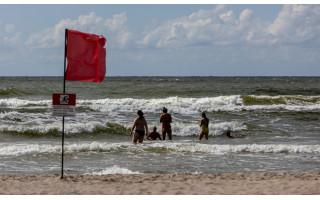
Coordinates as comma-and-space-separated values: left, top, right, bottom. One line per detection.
0, 172, 319, 195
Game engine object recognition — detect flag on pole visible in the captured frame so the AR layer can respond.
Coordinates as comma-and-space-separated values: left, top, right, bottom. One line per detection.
65, 29, 107, 83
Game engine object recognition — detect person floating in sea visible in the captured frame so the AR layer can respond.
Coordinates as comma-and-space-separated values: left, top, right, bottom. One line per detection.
160, 107, 172, 141
147, 126, 162, 141
130, 110, 149, 144
225, 130, 234, 139
198, 112, 209, 140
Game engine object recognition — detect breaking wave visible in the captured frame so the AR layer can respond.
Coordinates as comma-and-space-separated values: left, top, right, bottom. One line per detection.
0, 120, 246, 137
1, 95, 319, 113
1, 142, 320, 156
0, 88, 30, 96
91, 166, 141, 175
0, 122, 130, 136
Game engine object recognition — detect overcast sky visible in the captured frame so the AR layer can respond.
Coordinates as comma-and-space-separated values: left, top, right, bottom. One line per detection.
0, 3, 319, 76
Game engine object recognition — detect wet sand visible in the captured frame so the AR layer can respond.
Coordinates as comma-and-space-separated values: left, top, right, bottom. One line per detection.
0, 172, 319, 195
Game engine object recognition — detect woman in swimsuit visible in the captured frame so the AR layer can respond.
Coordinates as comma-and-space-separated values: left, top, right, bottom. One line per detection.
130, 110, 148, 144
198, 112, 209, 140
160, 107, 172, 141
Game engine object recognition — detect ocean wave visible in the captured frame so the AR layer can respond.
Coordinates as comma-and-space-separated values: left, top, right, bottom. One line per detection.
167, 143, 320, 154
0, 122, 130, 136
82, 96, 243, 114
0, 119, 245, 137
82, 96, 320, 113
1, 142, 320, 156
90, 166, 141, 175
1, 95, 319, 112
0, 98, 49, 108
242, 95, 320, 105
172, 121, 246, 136
0, 88, 30, 96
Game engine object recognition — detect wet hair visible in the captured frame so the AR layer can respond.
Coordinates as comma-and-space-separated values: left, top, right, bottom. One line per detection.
153, 126, 157, 131
162, 107, 168, 113
202, 112, 208, 124
137, 110, 144, 120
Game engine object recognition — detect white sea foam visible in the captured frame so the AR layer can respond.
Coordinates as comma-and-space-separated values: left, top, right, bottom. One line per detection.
1, 142, 320, 156
0, 142, 128, 156
0, 144, 61, 156
171, 121, 246, 136
81, 95, 320, 113
0, 123, 58, 134
0, 98, 50, 108
82, 96, 244, 114
150, 143, 320, 154
1, 95, 319, 112
91, 166, 141, 175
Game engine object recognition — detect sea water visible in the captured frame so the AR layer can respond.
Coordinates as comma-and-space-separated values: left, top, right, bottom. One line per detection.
0, 77, 319, 175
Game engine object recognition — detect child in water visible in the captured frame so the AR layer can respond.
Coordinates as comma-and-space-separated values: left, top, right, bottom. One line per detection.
147, 126, 162, 141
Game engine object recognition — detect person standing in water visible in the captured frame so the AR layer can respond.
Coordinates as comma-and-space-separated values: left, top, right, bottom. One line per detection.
198, 112, 209, 140
160, 107, 172, 141
130, 110, 148, 144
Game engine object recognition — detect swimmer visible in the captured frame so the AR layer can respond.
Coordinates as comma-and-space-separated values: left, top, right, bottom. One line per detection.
160, 107, 172, 141
147, 126, 162, 140
130, 110, 148, 144
198, 112, 209, 140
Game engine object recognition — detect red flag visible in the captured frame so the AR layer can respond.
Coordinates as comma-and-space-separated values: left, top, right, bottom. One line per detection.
65, 29, 106, 82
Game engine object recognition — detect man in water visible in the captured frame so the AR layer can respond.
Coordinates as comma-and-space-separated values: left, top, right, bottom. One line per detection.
147, 126, 162, 140
160, 107, 172, 141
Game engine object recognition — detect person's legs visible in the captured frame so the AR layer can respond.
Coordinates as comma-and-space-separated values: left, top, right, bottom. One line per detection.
132, 132, 140, 144
162, 129, 166, 140
167, 129, 172, 140
138, 135, 144, 143
198, 131, 204, 140
205, 132, 209, 140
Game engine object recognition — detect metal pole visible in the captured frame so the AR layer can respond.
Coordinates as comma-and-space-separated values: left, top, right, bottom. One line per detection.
61, 116, 65, 179
63, 29, 67, 94
61, 29, 68, 179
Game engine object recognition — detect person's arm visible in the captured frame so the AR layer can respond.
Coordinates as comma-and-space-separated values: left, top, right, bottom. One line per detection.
146, 134, 150, 140
144, 120, 149, 136
157, 133, 162, 140
169, 114, 172, 123
130, 119, 136, 136
160, 114, 163, 123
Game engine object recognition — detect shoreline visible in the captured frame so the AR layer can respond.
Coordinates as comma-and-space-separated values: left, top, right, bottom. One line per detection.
0, 172, 319, 195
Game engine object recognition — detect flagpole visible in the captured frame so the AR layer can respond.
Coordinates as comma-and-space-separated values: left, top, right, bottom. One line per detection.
61, 29, 68, 179
64, 29, 67, 94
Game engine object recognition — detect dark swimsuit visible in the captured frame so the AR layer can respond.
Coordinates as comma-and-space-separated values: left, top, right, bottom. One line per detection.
135, 130, 145, 137
135, 118, 146, 137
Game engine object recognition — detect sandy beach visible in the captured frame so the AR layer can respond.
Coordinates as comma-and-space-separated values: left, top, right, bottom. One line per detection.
0, 172, 319, 195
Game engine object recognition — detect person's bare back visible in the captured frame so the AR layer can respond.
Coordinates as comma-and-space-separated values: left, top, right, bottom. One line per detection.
160, 107, 172, 140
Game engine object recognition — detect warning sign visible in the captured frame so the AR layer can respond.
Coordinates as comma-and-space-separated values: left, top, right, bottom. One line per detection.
52, 93, 76, 117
